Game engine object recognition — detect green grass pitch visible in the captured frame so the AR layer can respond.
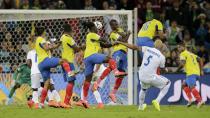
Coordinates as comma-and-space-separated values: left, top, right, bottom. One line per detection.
0, 105, 209, 118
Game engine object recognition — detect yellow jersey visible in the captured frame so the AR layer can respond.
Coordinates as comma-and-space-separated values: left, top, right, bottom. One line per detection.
60, 34, 75, 63
138, 19, 163, 39
110, 28, 127, 53
180, 50, 200, 76
35, 36, 50, 64
84, 32, 101, 58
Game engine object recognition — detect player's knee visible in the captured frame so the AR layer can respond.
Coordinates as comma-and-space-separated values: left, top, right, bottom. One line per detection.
142, 88, 147, 92
50, 84, 55, 91
103, 56, 111, 63
85, 74, 93, 82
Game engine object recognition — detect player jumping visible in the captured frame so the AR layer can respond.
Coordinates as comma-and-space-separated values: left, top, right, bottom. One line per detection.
81, 22, 127, 108
116, 40, 171, 111
176, 42, 204, 108
60, 24, 84, 108
35, 26, 73, 108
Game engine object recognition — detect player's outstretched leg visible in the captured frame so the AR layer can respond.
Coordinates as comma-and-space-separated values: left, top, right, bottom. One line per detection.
109, 77, 123, 103
153, 76, 171, 111
62, 81, 74, 108
138, 89, 147, 111
40, 79, 51, 108
191, 87, 204, 108
6, 83, 20, 105
92, 89, 104, 109
183, 84, 193, 107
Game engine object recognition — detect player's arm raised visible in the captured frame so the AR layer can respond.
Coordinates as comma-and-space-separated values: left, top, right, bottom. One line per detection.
116, 41, 141, 51
40, 41, 61, 51
91, 38, 113, 48
117, 31, 131, 42
197, 57, 204, 76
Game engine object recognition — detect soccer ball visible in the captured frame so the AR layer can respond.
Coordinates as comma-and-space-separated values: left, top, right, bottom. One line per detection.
94, 21, 103, 30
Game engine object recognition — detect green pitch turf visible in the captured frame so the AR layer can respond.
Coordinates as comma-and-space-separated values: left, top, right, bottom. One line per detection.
0, 105, 209, 118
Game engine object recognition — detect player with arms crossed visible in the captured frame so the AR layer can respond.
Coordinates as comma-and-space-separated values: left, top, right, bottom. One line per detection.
117, 40, 171, 111
81, 22, 127, 108
93, 19, 130, 103
176, 42, 204, 108
60, 24, 84, 108
35, 26, 73, 108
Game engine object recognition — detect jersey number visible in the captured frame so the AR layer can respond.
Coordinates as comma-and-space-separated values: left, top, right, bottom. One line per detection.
144, 55, 153, 66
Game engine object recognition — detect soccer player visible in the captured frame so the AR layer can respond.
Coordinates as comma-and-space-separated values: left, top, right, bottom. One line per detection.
27, 49, 61, 108
116, 40, 171, 111
35, 26, 73, 108
81, 22, 127, 108
6, 63, 31, 105
136, 19, 164, 48
60, 24, 83, 108
93, 19, 130, 103
176, 42, 204, 108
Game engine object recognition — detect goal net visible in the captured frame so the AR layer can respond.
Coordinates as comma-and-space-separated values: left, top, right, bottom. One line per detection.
0, 10, 133, 105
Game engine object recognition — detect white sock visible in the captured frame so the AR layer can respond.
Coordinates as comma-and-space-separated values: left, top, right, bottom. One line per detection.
32, 91, 39, 103
38, 87, 43, 96
93, 90, 102, 104
156, 81, 171, 103
52, 90, 61, 102
81, 86, 84, 100
48, 90, 54, 101
139, 89, 147, 107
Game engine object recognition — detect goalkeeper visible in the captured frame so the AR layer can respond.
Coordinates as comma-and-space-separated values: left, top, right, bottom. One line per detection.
6, 63, 31, 104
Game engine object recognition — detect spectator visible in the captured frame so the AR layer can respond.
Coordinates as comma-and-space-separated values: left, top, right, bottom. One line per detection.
84, 0, 96, 10
20, 0, 30, 9
102, 0, 109, 10
166, 20, 182, 45
57, 0, 66, 9
183, 30, 195, 50
205, 19, 210, 50
202, 0, 210, 20
194, 13, 208, 46
1, 0, 14, 9
32, 0, 41, 9
166, 0, 184, 26
118, 0, 134, 10
166, 57, 173, 67
170, 49, 179, 67
197, 45, 209, 64
63, 0, 82, 9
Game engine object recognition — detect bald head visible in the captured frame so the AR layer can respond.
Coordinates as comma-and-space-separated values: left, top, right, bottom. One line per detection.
154, 39, 163, 49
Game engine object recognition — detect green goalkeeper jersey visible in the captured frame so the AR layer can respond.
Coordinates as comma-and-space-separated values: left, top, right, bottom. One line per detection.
13, 64, 31, 85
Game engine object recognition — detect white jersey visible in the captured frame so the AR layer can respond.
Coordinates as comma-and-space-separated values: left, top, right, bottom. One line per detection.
27, 50, 41, 75
139, 46, 165, 78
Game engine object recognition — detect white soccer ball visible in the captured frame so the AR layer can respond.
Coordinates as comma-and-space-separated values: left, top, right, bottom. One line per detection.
94, 21, 103, 30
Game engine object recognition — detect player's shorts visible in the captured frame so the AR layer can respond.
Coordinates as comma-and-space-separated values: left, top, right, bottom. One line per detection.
16, 77, 31, 86
136, 37, 154, 47
112, 50, 127, 72
38, 57, 60, 82
139, 73, 169, 89
185, 74, 200, 88
62, 63, 76, 82
31, 73, 43, 89
84, 53, 107, 76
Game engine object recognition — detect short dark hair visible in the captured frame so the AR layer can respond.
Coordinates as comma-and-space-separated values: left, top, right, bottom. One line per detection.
83, 22, 95, 29
35, 26, 45, 36
178, 41, 185, 47
63, 24, 72, 32
109, 19, 117, 24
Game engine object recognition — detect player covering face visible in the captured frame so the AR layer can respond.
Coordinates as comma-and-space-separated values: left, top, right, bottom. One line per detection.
81, 22, 127, 108
116, 40, 171, 111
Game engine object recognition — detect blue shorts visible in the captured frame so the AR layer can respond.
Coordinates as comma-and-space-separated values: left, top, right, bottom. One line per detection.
38, 57, 60, 82
185, 74, 200, 88
84, 53, 107, 76
112, 50, 127, 72
62, 63, 76, 82
136, 37, 154, 47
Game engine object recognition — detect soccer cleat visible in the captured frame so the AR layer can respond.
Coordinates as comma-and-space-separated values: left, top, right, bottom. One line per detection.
114, 70, 127, 77
74, 101, 84, 107
109, 93, 117, 103
34, 103, 40, 109
152, 100, 160, 111
197, 101, 204, 108
40, 103, 45, 109
92, 82, 99, 91
48, 100, 59, 108
81, 100, 90, 109
27, 100, 34, 108
97, 103, 104, 109
60, 102, 71, 108
186, 101, 193, 107
138, 104, 147, 111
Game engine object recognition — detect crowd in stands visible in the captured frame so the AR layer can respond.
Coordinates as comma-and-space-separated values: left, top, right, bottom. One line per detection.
0, 0, 210, 73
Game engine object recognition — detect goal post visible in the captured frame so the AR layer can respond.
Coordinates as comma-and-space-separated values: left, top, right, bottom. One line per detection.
0, 10, 134, 105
